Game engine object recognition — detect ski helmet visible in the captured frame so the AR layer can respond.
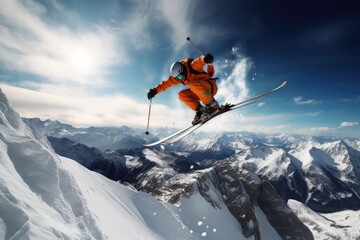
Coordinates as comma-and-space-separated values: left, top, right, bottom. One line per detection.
170, 61, 185, 80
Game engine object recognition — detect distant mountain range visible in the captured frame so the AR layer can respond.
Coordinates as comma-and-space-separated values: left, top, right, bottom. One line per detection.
26, 117, 360, 215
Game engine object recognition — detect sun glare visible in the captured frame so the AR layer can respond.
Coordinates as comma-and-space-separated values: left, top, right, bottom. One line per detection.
68, 48, 94, 74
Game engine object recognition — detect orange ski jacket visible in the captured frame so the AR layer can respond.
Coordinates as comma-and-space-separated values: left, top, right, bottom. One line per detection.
154, 55, 215, 94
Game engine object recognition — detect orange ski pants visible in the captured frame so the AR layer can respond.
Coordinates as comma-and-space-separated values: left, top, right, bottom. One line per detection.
178, 79, 218, 110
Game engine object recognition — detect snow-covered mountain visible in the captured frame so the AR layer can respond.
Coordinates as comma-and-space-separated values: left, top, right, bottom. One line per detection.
26, 117, 150, 151
0, 91, 312, 239
288, 200, 360, 239
30, 117, 360, 214
47, 136, 103, 168
4, 87, 360, 239
0, 88, 287, 240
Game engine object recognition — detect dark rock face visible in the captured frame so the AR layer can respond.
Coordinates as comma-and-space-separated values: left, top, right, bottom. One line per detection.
258, 181, 314, 240
215, 158, 261, 239
48, 137, 103, 168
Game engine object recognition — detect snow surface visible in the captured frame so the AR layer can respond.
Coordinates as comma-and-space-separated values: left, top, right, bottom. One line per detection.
236, 145, 288, 179
60, 156, 196, 240
288, 200, 360, 240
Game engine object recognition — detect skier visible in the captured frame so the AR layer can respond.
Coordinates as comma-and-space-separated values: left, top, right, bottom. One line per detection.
147, 53, 219, 125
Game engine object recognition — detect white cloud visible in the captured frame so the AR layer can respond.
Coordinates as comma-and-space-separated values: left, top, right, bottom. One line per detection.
216, 56, 251, 104
243, 124, 291, 133
156, 0, 227, 51
340, 121, 359, 128
293, 96, 320, 105
0, 84, 191, 128
112, 0, 199, 51
0, 0, 231, 129
310, 126, 330, 132
293, 126, 333, 137
199, 111, 293, 134
257, 102, 266, 107
115, 1, 160, 50
157, 1, 194, 50
0, 0, 123, 87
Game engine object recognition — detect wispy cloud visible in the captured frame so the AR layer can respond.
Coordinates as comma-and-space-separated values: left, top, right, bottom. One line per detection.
292, 122, 360, 137
0, 0, 122, 87
0, 84, 191, 128
199, 112, 293, 134
157, 1, 195, 50
293, 126, 333, 137
235, 110, 322, 123
216, 47, 251, 104
339, 95, 360, 103
340, 121, 359, 128
293, 96, 321, 105
257, 102, 266, 107
0, 0, 249, 128
115, 1, 161, 50
114, 0, 211, 51
156, 0, 228, 50
309, 126, 330, 132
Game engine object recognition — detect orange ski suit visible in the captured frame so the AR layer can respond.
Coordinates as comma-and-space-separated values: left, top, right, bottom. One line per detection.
154, 55, 218, 110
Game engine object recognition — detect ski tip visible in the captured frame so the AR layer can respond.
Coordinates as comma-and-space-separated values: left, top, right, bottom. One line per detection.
273, 81, 287, 91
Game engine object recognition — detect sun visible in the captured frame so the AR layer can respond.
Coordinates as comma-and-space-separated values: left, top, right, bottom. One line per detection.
68, 48, 95, 75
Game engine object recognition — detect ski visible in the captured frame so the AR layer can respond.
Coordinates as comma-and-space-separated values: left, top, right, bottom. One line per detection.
158, 99, 262, 145
143, 124, 199, 147
144, 81, 287, 147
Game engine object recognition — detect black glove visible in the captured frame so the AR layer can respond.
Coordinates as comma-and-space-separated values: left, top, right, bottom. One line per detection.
147, 88, 157, 100
204, 53, 214, 64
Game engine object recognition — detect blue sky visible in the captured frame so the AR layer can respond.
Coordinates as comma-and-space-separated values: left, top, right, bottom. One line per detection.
0, 0, 359, 138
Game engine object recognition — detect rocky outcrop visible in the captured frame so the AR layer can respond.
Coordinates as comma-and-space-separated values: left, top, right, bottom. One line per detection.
138, 151, 314, 240
258, 181, 314, 240
215, 158, 261, 239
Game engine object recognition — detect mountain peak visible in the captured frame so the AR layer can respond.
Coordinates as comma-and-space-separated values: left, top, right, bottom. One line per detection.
0, 88, 9, 105
0, 88, 28, 134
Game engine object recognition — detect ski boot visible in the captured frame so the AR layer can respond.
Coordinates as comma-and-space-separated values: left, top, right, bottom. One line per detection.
192, 105, 204, 125
200, 99, 220, 121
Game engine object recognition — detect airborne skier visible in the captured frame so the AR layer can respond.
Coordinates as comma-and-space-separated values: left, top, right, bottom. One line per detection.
147, 52, 220, 125
144, 37, 287, 146
144, 81, 287, 147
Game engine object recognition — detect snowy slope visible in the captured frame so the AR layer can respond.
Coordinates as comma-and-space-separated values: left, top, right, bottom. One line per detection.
288, 200, 360, 240
60, 156, 247, 240
0, 90, 104, 239
288, 140, 360, 212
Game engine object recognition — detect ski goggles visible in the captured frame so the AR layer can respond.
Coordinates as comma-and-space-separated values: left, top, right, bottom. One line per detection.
175, 73, 185, 81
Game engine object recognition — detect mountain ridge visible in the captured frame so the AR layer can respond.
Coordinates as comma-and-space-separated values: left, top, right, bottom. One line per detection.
26, 117, 360, 214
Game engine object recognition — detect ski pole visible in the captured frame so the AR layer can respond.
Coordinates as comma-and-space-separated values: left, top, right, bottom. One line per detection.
145, 99, 152, 135
186, 37, 205, 56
